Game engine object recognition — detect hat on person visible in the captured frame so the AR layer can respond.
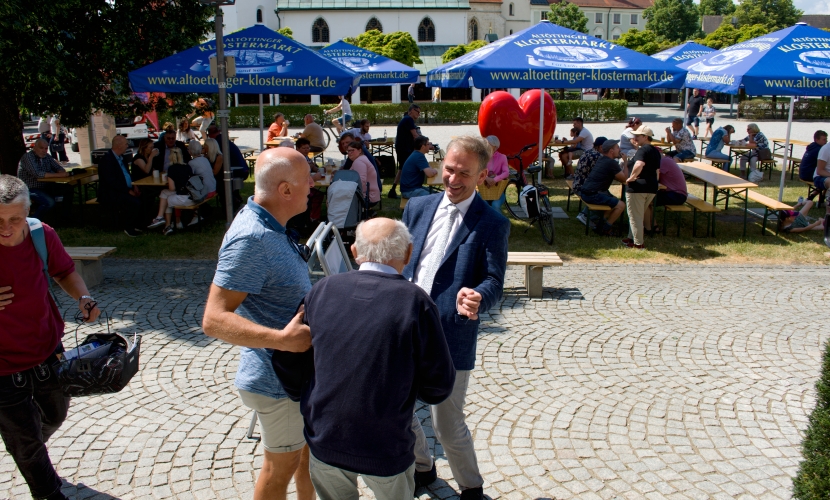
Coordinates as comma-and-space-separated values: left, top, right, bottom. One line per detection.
593, 136, 608, 148
601, 139, 620, 152
631, 125, 654, 137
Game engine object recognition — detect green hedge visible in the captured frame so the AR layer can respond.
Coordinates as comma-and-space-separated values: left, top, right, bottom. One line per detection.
227, 99, 627, 127
738, 99, 830, 120
794, 340, 830, 498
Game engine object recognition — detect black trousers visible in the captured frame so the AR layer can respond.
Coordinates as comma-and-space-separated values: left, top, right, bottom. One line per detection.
0, 354, 69, 499
103, 192, 143, 231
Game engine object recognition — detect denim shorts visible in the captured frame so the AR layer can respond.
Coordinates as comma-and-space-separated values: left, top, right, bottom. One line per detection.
685, 116, 700, 127
815, 176, 828, 190
581, 190, 619, 208
335, 113, 353, 126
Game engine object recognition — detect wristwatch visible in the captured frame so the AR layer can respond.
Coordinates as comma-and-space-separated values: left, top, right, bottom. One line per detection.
79, 295, 95, 303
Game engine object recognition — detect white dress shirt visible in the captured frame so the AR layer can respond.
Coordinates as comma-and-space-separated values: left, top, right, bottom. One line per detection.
412, 191, 476, 286
359, 262, 399, 275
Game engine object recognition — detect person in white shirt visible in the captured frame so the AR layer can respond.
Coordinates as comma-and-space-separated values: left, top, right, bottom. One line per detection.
324, 95, 353, 134
558, 117, 593, 179
148, 141, 217, 232
343, 119, 372, 142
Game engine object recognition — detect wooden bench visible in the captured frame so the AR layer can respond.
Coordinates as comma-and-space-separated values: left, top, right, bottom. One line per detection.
171, 194, 217, 232
799, 178, 825, 207
565, 180, 612, 235
85, 198, 99, 205
745, 190, 793, 235
695, 153, 729, 171
65, 247, 117, 287
506, 252, 563, 298
773, 153, 802, 180
685, 194, 721, 237
660, 204, 692, 237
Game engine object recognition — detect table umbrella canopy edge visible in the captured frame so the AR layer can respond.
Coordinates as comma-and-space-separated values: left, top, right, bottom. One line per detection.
318, 40, 419, 86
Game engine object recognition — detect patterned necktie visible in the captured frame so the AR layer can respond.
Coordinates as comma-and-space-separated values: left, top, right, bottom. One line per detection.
419, 204, 459, 295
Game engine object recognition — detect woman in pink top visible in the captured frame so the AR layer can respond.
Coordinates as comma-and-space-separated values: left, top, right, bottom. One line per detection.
484, 135, 509, 211
345, 141, 380, 207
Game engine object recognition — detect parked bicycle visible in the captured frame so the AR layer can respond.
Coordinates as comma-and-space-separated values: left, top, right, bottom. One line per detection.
503, 143, 555, 245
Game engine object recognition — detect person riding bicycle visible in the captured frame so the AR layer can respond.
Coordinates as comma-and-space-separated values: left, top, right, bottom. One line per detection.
324, 95, 353, 135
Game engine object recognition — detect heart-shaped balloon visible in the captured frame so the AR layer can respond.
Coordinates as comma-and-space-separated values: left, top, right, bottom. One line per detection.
478, 90, 556, 171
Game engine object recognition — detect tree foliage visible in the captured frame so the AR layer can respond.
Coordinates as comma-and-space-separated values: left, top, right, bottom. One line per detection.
441, 40, 487, 63
698, 22, 770, 49
0, 0, 213, 175
644, 0, 702, 44
344, 30, 422, 67
547, 1, 589, 33
277, 27, 294, 39
699, 0, 736, 16
734, 0, 802, 30
616, 29, 671, 55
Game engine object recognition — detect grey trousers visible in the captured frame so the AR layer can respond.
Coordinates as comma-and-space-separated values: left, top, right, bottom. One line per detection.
411, 370, 483, 490
309, 452, 415, 500
625, 192, 656, 246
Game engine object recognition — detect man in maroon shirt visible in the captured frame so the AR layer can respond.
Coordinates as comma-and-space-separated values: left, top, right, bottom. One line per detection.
0, 175, 101, 500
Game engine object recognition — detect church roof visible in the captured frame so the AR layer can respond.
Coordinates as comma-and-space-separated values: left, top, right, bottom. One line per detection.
276, 0, 470, 9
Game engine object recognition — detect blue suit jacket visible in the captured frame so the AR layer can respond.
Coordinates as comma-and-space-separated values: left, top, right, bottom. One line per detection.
402, 192, 510, 370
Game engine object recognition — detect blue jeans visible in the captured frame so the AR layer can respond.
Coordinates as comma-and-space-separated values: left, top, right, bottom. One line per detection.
401, 187, 430, 199
705, 151, 732, 171
673, 149, 695, 161
29, 189, 57, 219
487, 192, 506, 212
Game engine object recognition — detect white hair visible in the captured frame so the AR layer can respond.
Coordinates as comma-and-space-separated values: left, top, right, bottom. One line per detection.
188, 140, 203, 156
279, 139, 294, 147
353, 220, 411, 265
254, 153, 296, 198
485, 135, 500, 149
0, 175, 31, 210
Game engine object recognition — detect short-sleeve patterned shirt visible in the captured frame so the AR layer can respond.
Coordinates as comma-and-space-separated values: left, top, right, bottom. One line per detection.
745, 131, 769, 151
673, 127, 696, 154
573, 148, 602, 194
213, 197, 311, 400
17, 151, 65, 189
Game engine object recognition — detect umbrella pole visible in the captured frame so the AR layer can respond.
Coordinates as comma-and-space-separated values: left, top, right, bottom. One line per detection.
259, 94, 264, 152
214, 7, 234, 227
777, 96, 795, 202
683, 88, 690, 128
538, 88, 544, 185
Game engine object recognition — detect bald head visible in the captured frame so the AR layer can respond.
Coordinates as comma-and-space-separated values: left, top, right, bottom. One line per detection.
352, 218, 412, 269
304, 114, 314, 125
112, 135, 128, 155
254, 147, 309, 199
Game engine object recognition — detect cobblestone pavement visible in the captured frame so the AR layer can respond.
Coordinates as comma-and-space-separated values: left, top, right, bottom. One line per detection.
1, 261, 827, 499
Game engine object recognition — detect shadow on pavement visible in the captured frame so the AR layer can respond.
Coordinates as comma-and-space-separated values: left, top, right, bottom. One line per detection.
62, 480, 120, 499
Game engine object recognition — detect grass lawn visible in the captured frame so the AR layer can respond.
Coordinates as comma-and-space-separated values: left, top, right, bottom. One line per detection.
54, 166, 830, 264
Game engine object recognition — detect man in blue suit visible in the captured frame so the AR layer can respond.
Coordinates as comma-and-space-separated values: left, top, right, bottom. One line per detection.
403, 136, 510, 500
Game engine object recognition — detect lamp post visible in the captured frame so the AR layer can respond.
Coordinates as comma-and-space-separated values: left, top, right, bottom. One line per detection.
200, 0, 235, 226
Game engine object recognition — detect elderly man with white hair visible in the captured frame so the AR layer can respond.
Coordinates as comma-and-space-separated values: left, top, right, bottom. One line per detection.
203, 147, 316, 500
0, 175, 100, 500
272, 217, 456, 500
147, 140, 217, 233
17, 138, 70, 219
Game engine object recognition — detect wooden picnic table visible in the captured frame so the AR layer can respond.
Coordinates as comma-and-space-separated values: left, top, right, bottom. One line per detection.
678, 161, 757, 238
133, 176, 168, 187
38, 170, 98, 207
368, 138, 394, 157
771, 138, 811, 148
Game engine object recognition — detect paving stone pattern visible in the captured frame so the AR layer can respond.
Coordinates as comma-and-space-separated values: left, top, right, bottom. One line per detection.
0, 261, 826, 499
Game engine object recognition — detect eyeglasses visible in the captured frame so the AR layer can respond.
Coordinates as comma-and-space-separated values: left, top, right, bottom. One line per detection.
287, 232, 312, 262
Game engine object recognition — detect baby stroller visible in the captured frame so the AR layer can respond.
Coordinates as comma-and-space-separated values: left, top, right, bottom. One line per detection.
326, 169, 371, 244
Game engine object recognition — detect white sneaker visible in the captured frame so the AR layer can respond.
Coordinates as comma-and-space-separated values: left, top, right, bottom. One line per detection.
798, 196, 805, 204
576, 213, 588, 225
147, 217, 165, 229
176, 222, 184, 229
188, 217, 200, 227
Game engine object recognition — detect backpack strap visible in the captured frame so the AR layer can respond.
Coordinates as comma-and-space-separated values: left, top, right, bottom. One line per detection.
27, 217, 59, 305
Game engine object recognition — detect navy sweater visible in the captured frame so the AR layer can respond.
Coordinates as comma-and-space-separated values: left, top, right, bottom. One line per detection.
271, 270, 456, 477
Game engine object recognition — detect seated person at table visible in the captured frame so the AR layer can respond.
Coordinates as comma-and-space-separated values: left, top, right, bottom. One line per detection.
399, 136, 438, 199
338, 133, 382, 191
131, 138, 159, 181
645, 156, 688, 234
176, 118, 200, 143
813, 139, 830, 203
153, 125, 192, 173
579, 139, 628, 237
296, 138, 325, 225
705, 125, 735, 171
558, 117, 593, 178
737, 123, 771, 180
98, 136, 144, 237
483, 135, 509, 211
207, 125, 249, 210
346, 141, 380, 208
277, 139, 294, 148
300, 114, 326, 152
295, 138, 319, 172
664, 118, 696, 161
344, 119, 372, 142
267, 112, 289, 142
619, 117, 642, 162
799, 130, 828, 183
573, 136, 607, 227
778, 199, 825, 233
16, 138, 69, 219
149, 141, 217, 234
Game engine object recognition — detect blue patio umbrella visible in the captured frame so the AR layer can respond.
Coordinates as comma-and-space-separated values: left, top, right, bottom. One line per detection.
319, 41, 419, 86
426, 19, 686, 168
679, 23, 830, 199
653, 41, 715, 66
129, 25, 360, 95
653, 42, 715, 124
426, 20, 686, 90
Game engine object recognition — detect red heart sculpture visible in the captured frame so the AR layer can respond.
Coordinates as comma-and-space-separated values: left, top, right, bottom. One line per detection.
478, 90, 556, 172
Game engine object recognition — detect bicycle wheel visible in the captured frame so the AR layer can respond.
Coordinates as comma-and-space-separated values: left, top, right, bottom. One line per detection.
322, 128, 332, 149
537, 195, 555, 245
504, 179, 524, 220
